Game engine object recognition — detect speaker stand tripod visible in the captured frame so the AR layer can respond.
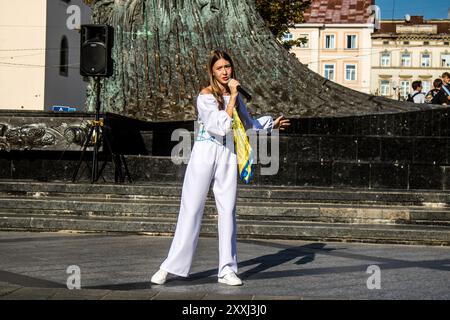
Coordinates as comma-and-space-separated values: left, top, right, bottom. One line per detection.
72, 77, 132, 183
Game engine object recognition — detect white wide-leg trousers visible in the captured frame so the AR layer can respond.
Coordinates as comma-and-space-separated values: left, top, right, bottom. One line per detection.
160, 140, 238, 278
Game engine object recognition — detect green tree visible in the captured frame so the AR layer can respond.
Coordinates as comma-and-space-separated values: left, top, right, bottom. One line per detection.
255, 0, 312, 50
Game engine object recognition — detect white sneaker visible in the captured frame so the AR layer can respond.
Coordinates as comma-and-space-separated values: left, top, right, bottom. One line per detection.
218, 272, 243, 286
151, 269, 168, 285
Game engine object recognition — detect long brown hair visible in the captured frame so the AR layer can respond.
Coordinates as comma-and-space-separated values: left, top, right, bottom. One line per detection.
207, 50, 235, 110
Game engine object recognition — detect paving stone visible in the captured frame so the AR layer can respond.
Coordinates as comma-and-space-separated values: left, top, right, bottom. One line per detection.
0, 287, 58, 300
0, 232, 449, 299
151, 291, 207, 300
202, 293, 254, 300
252, 295, 302, 300
0, 285, 22, 297
49, 288, 111, 300
101, 290, 158, 300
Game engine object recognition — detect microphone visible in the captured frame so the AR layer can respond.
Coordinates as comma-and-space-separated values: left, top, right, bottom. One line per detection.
237, 85, 252, 101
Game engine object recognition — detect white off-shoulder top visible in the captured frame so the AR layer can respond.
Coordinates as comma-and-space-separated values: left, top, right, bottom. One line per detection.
195, 94, 273, 138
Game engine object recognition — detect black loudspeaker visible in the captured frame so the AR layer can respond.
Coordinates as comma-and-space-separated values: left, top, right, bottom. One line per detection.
80, 24, 113, 77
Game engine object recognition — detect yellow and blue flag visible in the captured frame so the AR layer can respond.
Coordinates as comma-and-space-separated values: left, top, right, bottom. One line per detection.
232, 108, 254, 184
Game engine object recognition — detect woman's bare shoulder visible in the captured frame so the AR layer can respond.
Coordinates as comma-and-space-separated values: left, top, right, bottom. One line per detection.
199, 86, 213, 95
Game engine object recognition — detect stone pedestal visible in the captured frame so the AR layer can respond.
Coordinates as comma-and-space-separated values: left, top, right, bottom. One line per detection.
1, 108, 450, 190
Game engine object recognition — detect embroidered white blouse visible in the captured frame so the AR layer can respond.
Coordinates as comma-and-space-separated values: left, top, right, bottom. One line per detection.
196, 94, 273, 138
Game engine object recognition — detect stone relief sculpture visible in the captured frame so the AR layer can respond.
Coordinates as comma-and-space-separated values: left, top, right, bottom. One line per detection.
0, 120, 91, 151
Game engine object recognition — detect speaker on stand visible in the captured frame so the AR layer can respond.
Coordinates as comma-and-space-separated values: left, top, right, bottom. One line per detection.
72, 24, 131, 184
80, 24, 113, 78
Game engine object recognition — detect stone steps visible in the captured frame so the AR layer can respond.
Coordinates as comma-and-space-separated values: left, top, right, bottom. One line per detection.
1, 181, 450, 205
0, 213, 448, 246
1, 194, 450, 225
1, 207, 450, 226
0, 181, 449, 245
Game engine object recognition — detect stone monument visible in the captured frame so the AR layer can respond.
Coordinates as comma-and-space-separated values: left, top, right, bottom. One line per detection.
84, 0, 429, 122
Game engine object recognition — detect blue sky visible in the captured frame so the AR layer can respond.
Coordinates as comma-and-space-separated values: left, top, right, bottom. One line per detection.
375, 0, 450, 20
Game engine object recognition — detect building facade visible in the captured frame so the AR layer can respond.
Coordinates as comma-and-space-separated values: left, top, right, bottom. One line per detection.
289, 0, 375, 94
371, 16, 450, 100
0, 0, 91, 111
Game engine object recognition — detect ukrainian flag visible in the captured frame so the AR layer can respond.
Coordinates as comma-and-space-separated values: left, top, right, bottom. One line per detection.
232, 108, 254, 184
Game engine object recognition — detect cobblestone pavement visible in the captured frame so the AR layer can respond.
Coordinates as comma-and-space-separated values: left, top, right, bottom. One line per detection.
0, 231, 449, 300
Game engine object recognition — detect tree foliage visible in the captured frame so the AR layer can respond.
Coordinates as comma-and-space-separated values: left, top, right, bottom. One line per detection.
255, 0, 312, 50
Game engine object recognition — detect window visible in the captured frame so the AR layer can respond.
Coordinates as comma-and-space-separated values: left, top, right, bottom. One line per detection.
400, 81, 410, 99
381, 52, 391, 66
380, 80, 390, 96
383, 40, 389, 45
346, 35, 357, 49
444, 42, 449, 46
421, 53, 431, 67
403, 41, 410, 45
59, 36, 69, 77
324, 64, 335, 80
441, 53, 450, 67
422, 80, 431, 94
325, 35, 335, 49
424, 41, 429, 45
401, 52, 411, 67
345, 64, 356, 81
282, 33, 293, 42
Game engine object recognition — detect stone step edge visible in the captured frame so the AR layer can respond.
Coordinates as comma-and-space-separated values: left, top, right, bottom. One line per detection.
1, 191, 448, 207
2, 181, 450, 198
1, 196, 449, 212
0, 216, 448, 246
1, 213, 450, 231
2, 213, 449, 227
1, 208, 450, 226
